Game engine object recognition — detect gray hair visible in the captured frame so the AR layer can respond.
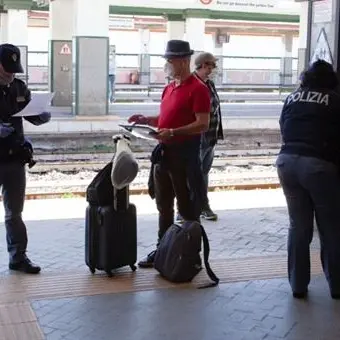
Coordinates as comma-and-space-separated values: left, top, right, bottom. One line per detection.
194, 52, 218, 69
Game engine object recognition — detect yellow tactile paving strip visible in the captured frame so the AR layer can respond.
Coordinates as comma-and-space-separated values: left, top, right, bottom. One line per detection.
0, 251, 323, 302
0, 251, 323, 340
0, 302, 44, 340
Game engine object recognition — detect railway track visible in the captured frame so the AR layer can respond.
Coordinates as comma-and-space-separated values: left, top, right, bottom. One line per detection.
29, 152, 278, 173
4, 153, 280, 201
3, 182, 281, 201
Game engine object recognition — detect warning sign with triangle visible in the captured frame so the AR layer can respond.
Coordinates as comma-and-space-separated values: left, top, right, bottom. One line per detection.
59, 43, 71, 55
311, 28, 333, 64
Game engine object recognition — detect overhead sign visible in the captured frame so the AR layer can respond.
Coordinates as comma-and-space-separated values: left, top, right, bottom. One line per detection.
109, 17, 135, 29
59, 43, 71, 55
114, 0, 300, 15
206, 0, 276, 10
311, 28, 333, 64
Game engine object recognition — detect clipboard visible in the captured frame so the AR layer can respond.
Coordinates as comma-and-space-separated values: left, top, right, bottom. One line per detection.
119, 123, 159, 141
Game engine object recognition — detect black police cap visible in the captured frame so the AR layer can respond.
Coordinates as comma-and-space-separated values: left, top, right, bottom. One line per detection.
0, 44, 24, 73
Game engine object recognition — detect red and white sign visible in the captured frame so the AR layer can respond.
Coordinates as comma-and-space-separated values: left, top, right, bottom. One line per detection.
200, 0, 213, 4
59, 43, 71, 55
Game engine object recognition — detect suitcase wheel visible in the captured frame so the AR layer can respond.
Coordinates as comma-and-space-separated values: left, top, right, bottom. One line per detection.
130, 264, 137, 272
89, 267, 95, 274
106, 270, 113, 277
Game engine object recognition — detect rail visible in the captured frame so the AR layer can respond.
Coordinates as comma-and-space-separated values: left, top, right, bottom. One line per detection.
31, 83, 296, 92
15, 183, 282, 201
18, 154, 280, 200
105, 102, 284, 117
27, 51, 299, 90
28, 154, 278, 173
110, 91, 288, 102
33, 90, 289, 102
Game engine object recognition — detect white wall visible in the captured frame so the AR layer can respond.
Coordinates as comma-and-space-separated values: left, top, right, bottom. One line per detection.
221, 35, 298, 70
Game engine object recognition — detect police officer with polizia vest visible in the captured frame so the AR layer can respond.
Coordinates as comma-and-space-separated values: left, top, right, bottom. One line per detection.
0, 44, 51, 274
276, 59, 340, 299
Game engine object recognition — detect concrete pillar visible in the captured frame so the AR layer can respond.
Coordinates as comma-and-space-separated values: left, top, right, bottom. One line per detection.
297, 1, 310, 75
0, 10, 28, 83
186, 18, 206, 75
185, 18, 205, 52
0, 13, 9, 44
3, 10, 28, 45
73, 0, 110, 116
139, 28, 150, 85
212, 32, 224, 85
280, 33, 294, 86
49, 0, 75, 107
167, 21, 185, 41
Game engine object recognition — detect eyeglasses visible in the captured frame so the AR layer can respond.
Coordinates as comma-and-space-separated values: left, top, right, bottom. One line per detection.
205, 62, 217, 68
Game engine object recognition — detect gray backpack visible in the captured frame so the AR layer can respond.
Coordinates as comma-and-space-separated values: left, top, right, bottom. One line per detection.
154, 221, 219, 288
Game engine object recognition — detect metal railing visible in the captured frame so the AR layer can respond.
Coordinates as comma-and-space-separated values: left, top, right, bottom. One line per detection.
26, 51, 299, 90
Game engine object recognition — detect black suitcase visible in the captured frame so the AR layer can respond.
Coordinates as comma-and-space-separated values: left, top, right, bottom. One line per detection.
85, 186, 137, 277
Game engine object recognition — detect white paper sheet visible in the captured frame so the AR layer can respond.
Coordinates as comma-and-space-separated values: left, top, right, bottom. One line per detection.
119, 124, 159, 141
13, 92, 55, 117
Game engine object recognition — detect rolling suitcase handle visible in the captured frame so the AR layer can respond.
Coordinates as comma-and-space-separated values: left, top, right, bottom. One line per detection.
113, 187, 129, 211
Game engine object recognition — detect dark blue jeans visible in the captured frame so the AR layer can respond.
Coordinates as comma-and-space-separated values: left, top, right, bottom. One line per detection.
276, 153, 340, 294
0, 162, 27, 263
200, 137, 215, 210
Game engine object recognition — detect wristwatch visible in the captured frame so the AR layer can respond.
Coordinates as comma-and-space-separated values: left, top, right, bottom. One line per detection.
170, 129, 174, 137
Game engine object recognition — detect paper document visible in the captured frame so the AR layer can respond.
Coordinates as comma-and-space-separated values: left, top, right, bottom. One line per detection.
13, 92, 55, 117
119, 123, 158, 141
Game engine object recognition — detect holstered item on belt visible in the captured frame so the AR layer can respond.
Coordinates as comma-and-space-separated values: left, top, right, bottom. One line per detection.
16, 139, 36, 168
0, 139, 36, 168
148, 144, 165, 199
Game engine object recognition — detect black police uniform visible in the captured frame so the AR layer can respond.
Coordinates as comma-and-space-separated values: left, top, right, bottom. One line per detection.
0, 44, 51, 274
277, 85, 340, 298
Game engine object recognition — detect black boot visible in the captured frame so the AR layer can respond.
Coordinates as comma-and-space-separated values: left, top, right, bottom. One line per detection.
138, 250, 157, 268
9, 257, 41, 274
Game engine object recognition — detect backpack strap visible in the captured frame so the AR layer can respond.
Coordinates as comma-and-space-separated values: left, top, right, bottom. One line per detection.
199, 225, 220, 289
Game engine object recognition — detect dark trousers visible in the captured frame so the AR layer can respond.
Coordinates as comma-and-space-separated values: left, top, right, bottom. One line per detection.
176, 138, 215, 214
276, 153, 340, 294
154, 148, 203, 243
0, 162, 27, 263
200, 137, 215, 209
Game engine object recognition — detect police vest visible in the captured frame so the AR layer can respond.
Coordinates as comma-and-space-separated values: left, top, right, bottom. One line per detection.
286, 90, 329, 106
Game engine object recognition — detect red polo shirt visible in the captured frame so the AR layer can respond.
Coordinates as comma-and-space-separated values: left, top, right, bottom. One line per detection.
158, 74, 211, 142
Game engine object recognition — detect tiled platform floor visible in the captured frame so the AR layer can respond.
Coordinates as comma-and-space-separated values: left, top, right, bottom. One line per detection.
0, 190, 334, 340
31, 275, 340, 340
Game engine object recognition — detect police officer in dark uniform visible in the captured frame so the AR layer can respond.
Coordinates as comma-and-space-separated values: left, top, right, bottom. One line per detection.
0, 44, 51, 274
276, 59, 340, 299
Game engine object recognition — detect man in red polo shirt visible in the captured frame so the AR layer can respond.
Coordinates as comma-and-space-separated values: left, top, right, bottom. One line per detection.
128, 40, 211, 268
